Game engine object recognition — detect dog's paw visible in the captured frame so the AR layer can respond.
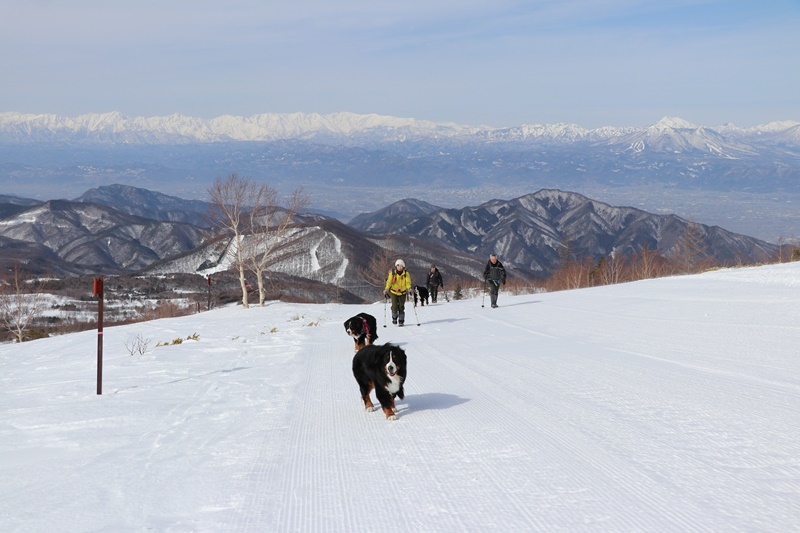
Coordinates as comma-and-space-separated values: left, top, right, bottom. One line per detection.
364, 406, 375, 413
387, 413, 397, 421
391, 406, 398, 414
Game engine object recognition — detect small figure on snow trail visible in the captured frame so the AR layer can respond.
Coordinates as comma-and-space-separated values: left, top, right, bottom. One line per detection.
426, 264, 444, 303
483, 253, 506, 308
384, 259, 412, 326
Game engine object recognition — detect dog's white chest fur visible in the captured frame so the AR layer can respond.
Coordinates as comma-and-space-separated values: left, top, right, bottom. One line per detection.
385, 374, 402, 395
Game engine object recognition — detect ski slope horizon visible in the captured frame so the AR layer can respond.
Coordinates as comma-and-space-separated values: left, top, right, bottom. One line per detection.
2, 263, 799, 531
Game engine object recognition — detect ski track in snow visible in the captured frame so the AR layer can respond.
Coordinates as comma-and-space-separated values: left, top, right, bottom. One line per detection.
1, 264, 800, 531
332, 235, 347, 281
308, 237, 322, 272
225, 294, 798, 531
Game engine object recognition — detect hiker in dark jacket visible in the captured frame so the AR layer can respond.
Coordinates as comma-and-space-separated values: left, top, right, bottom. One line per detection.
483, 253, 507, 308
426, 264, 444, 303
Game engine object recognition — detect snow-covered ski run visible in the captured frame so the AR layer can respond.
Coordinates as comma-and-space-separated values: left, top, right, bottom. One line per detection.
1, 262, 799, 532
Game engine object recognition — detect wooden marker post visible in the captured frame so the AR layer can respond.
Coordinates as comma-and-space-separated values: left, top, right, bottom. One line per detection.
93, 276, 104, 395
207, 274, 212, 311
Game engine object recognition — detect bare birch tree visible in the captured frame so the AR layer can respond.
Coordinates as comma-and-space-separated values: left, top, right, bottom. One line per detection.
545, 236, 592, 291
245, 186, 310, 306
207, 174, 258, 309
596, 253, 629, 286
631, 247, 667, 280
0, 262, 49, 343
546, 256, 593, 291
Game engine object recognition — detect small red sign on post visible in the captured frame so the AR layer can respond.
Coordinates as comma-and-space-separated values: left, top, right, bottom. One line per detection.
94, 276, 104, 395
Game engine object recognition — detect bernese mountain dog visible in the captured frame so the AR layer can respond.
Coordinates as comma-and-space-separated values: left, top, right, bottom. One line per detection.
413, 285, 429, 306
352, 343, 407, 420
343, 312, 378, 351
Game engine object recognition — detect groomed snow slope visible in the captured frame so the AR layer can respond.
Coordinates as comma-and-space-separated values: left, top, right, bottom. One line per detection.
1, 263, 799, 532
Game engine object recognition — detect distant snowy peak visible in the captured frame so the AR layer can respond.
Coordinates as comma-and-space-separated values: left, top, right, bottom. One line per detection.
0, 111, 798, 149
652, 116, 698, 130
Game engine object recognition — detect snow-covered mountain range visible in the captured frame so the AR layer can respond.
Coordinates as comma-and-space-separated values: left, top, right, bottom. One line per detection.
2, 111, 799, 151
0, 185, 778, 297
349, 189, 777, 275
0, 111, 481, 145
0, 198, 206, 275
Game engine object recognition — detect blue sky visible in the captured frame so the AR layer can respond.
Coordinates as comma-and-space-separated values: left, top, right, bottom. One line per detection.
2, 0, 798, 128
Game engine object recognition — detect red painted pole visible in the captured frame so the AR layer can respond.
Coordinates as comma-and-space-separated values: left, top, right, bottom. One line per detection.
94, 276, 104, 395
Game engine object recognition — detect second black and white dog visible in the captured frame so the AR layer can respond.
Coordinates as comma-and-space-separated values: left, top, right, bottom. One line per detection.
352, 343, 407, 420
344, 312, 378, 351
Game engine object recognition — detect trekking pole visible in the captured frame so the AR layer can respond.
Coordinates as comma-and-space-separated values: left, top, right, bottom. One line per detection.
412, 290, 421, 326
482, 280, 488, 307
383, 293, 388, 327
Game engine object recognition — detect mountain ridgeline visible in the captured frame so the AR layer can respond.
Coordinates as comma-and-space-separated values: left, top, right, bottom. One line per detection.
0, 197, 207, 275
2, 112, 798, 149
348, 190, 777, 276
0, 184, 779, 303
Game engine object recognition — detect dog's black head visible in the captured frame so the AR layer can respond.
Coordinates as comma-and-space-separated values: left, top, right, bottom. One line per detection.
382, 345, 407, 379
344, 316, 365, 339
345, 313, 377, 341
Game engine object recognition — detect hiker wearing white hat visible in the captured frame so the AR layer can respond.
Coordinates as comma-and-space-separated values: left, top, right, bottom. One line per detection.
384, 259, 412, 326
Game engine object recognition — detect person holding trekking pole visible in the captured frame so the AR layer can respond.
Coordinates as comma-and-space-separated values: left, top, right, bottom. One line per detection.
483, 253, 506, 308
384, 259, 412, 326
426, 264, 444, 303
